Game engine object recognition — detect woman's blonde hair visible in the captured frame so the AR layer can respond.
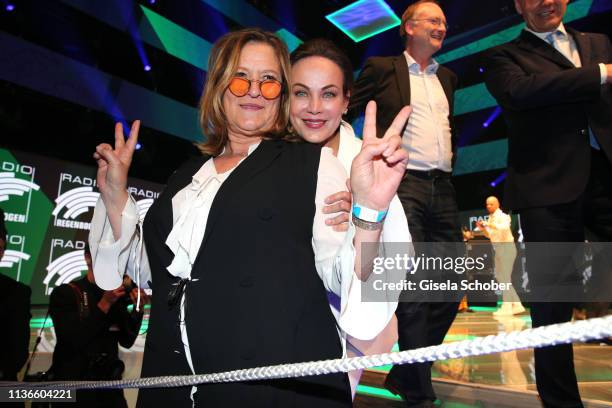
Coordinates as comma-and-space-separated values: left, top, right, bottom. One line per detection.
197, 28, 292, 156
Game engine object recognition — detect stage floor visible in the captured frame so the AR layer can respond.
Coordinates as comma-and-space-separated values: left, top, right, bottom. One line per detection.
355, 307, 612, 407
25, 306, 611, 407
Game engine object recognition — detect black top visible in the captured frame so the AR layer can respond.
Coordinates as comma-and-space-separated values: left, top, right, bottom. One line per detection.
137, 140, 351, 408
0, 273, 31, 381
49, 276, 143, 380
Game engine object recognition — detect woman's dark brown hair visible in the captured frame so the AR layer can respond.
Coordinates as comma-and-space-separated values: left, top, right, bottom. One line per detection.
290, 38, 354, 97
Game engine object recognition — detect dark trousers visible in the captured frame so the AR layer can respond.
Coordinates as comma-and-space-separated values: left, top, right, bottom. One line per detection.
519, 149, 612, 408
389, 171, 462, 406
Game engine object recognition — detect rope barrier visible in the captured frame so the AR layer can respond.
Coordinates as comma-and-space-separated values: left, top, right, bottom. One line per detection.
2, 315, 611, 390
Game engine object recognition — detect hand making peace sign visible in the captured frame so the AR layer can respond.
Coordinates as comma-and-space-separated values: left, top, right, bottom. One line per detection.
350, 101, 411, 212
93, 120, 140, 220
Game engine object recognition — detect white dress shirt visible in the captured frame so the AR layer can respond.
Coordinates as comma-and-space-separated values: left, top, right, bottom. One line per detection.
482, 208, 514, 243
89, 142, 399, 375
402, 51, 453, 172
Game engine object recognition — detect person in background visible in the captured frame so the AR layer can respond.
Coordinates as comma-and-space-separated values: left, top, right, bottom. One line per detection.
288, 38, 412, 397
49, 246, 146, 407
461, 226, 473, 242
348, 1, 461, 405
483, 0, 612, 405
0, 210, 32, 408
476, 196, 525, 316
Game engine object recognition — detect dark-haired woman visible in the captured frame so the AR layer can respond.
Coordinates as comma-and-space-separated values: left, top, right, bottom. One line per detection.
289, 38, 412, 397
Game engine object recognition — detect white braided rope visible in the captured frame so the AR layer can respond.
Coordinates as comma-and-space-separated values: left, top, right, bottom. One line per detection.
3, 315, 611, 391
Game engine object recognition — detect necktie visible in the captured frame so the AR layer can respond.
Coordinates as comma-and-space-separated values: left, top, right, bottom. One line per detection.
546, 31, 601, 150
546, 31, 573, 63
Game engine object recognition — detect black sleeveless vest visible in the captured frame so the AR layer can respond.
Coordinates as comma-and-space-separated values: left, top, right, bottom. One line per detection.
137, 140, 351, 407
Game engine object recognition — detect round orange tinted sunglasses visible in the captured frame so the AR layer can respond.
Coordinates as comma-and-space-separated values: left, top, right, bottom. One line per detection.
228, 77, 282, 100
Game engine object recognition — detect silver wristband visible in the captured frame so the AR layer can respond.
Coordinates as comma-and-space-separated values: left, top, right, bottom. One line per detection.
352, 213, 384, 230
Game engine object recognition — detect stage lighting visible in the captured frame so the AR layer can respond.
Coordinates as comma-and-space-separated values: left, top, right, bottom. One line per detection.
326, 0, 400, 42
482, 107, 502, 128
6, 4, 15, 11
479, 67, 484, 73
136, 143, 142, 150
490, 172, 507, 188
144, 65, 151, 72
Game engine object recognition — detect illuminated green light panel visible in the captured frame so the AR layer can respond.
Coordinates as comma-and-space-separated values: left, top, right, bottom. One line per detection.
139, 4, 301, 73
453, 139, 508, 176
325, 0, 400, 43
29, 304, 151, 329
356, 387, 481, 408
139, 6, 212, 71
198, 0, 303, 51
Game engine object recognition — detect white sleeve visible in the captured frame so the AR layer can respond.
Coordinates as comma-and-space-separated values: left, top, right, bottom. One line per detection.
312, 148, 402, 340
599, 63, 607, 85
88, 195, 151, 290
382, 195, 412, 244
312, 148, 350, 297
490, 213, 511, 231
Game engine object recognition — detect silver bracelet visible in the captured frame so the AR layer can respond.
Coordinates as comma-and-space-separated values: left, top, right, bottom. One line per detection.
352, 213, 384, 230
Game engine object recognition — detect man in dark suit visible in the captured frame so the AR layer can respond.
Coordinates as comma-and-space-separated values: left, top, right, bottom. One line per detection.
348, 1, 461, 406
483, 0, 612, 406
